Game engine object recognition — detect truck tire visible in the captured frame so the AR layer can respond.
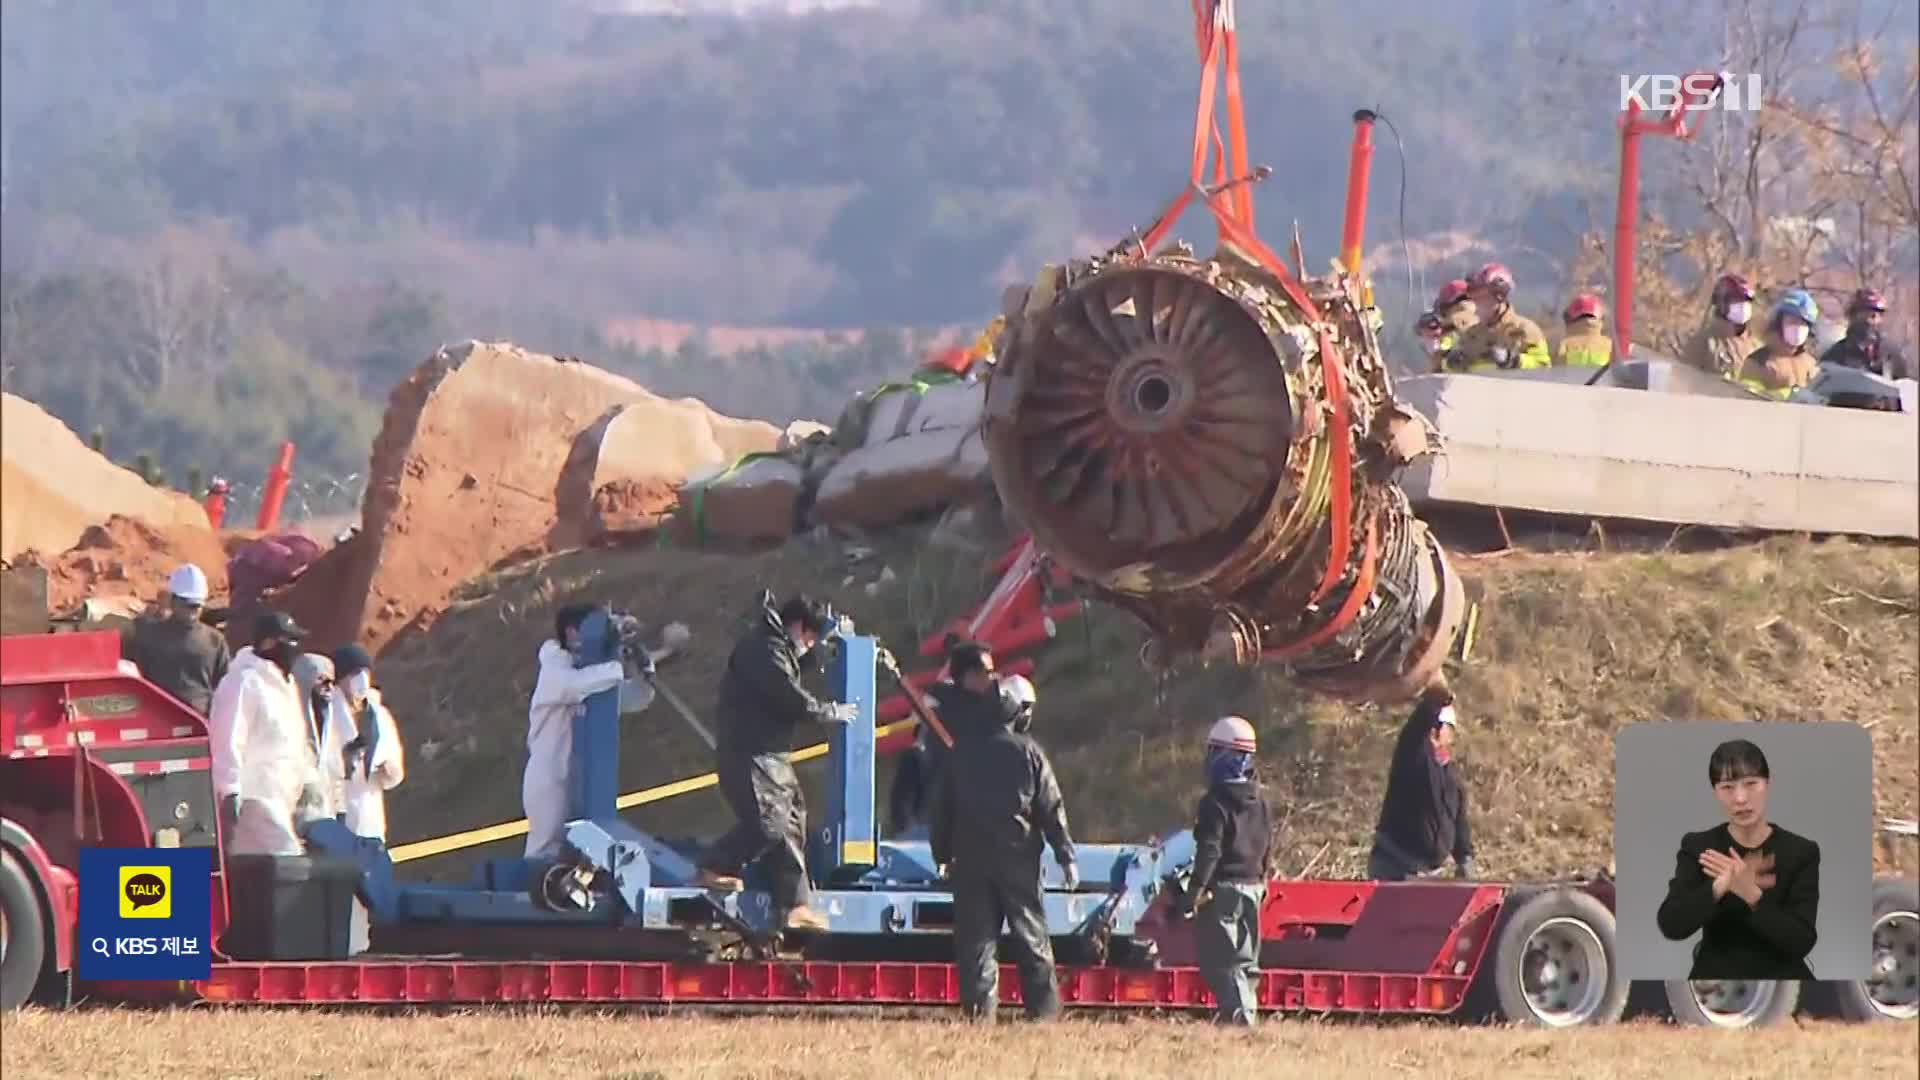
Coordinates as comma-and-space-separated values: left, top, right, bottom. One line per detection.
1663, 978, 1799, 1027
1488, 887, 1630, 1027
1812, 879, 1919, 1023
1, 849, 48, 1013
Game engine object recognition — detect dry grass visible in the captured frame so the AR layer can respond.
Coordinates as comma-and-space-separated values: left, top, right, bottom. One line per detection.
4, 1007, 1915, 1080
372, 529, 1918, 883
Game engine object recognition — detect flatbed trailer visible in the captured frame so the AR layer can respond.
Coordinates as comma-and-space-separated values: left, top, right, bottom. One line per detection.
4, 627, 1913, 1030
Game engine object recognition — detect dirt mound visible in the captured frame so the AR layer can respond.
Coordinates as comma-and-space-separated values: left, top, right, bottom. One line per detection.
23, 514, 233, 614
376, 533, 1916, 886
1, 392, 214, 562
587, 478, 681, 544
273, 341, 778, 653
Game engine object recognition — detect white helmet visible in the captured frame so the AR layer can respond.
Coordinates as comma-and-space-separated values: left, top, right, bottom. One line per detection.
1206, 715, 1257, 753
167, 563, 209, 605
999, 674, 1037, 729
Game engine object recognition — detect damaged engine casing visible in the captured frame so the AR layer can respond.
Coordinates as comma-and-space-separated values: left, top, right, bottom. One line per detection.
981, 248, 1466, 704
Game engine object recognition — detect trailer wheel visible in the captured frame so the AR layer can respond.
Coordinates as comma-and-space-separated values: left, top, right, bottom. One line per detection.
1663, 979, 1799, 1027
1489, 887, 1630, 1027
1814, 879, 1919, 1023
1, 849, 48, 1013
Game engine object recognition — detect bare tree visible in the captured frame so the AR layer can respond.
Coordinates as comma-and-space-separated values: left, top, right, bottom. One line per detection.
123, 224, 236, 391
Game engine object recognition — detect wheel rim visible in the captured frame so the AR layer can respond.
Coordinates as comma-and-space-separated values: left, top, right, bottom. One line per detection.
1518, 916, 1610, 1026
1864, 909, 1919, 1020
1686, 980, 1778, 1025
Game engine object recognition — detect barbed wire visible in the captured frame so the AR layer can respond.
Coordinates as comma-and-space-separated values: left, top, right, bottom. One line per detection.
212, 472, 366, 534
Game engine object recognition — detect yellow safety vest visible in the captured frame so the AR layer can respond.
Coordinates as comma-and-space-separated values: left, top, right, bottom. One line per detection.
1560, 334, 1612, 369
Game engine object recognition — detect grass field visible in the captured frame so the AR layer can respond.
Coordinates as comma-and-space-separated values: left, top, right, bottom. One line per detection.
4, 1008, 1915, 1080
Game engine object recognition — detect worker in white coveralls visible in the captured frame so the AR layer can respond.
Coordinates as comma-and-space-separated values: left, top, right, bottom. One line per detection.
209, 610, 328, 856
522, 603, 628, 863
321, 644, 405, 841
321, 643, 404, 955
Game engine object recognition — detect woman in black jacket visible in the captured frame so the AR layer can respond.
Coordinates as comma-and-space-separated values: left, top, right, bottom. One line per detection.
1656, 738, 1819, 980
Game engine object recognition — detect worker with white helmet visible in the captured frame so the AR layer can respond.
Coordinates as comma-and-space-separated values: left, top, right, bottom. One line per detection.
1368, 685, 1476, 881
931, 664, 1077, 1022
1175, 715, 1275, 1027
123, 562, 231, 717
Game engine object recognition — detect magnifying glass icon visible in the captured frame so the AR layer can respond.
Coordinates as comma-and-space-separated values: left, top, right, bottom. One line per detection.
90, 937, 111, 958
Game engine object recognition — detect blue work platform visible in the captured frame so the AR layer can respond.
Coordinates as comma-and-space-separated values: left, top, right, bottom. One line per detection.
309, 606, 1185, 959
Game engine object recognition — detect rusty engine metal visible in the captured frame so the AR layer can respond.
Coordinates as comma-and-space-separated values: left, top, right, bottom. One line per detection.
981, 247, 1467, 704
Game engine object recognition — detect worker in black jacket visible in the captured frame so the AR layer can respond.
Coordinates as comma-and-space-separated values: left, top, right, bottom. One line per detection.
1368, 685, 1476, 881
887, 640, 1006, 833
930, 675, 1077, 1022
124, 563, 231, 716
1819, 287, 1910, 379
1656, 738, 1820, 979
1174, 715, 1274, 1026
697, 592, 856, 932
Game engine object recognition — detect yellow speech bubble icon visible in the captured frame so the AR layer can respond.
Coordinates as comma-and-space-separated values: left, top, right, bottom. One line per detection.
119, 864, 171, 919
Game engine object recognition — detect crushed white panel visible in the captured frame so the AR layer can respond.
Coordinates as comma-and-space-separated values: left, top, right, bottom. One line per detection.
1395, 374, 1920, 539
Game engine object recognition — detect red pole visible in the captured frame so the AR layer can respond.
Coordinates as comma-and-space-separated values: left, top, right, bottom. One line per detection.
202, 477, 229, 530
1613, 104, 1643, 364
255, 441, 296, 532
1340, 109, 1377, 283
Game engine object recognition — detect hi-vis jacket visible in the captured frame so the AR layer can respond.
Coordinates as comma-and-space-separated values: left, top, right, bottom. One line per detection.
1449, 308, 1552, 372
1739, 337, 1817, 400
1558, 324, 1612, 369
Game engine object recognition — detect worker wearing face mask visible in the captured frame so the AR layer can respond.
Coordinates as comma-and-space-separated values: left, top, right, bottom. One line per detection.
321, 645, 404, 843
1740, 290, 1821, 400
697, 592, 857, 932
208, 611, 327, 856
1682, 274, 1761, 379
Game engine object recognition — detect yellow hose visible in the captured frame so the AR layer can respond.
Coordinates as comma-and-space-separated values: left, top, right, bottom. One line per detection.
385, 717, 920, 863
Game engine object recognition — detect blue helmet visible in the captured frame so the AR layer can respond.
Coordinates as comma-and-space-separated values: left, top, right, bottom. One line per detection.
1773, 288, 1819, 326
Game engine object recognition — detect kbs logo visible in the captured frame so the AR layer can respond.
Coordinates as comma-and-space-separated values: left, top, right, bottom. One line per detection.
1619, 73, 1763, 113
118, 865, 172, 919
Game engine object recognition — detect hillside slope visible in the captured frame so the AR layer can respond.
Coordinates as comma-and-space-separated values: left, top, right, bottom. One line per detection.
375, 530, 1918, 883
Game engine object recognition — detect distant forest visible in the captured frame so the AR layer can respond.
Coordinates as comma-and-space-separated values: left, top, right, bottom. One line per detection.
1, 0, 1912, 488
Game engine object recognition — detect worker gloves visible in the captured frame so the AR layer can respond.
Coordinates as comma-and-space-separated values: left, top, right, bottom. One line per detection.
1059, 860, 1080, 891
825, 702, 860, 724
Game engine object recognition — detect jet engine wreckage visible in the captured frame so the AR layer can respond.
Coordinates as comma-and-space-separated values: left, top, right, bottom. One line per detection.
982, 250, 1466, 704
979, 5, 1466, 704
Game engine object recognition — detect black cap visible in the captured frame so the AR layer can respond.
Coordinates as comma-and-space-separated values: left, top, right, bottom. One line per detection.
777, 593, 833, 635
252, 609, 309, 644
331, 643, 374, 678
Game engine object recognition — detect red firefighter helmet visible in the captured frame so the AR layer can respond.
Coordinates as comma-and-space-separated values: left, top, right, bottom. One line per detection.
1469, 262, 1515, 303
1563, 293, 1604, 322
1711, 273, 1755, 306
1847, 287, 1887, 316
1435, 278, 1472, 309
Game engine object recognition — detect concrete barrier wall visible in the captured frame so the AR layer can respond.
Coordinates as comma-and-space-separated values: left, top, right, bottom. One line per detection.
1395, 374, 1920, 539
